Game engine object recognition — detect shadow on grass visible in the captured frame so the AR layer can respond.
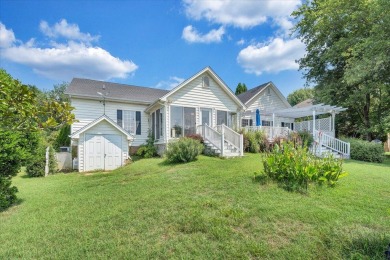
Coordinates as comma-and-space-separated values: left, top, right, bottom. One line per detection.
0, 198, 24, 213
342, 232, 390, 259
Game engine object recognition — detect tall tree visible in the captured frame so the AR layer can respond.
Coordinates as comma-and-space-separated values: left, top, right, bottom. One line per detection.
235, 82, 247, 95
287, 88, 314, 106
292, 0, 390, 140
0, 69, 75, 210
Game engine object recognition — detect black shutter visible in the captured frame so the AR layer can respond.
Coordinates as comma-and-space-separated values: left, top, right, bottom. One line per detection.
136, 111, 141, 135
291, 123, 294, 130
249, 119, 253, 126
156, 109, 160, 139
117, 110, 122, 127
281, 122, 285, 127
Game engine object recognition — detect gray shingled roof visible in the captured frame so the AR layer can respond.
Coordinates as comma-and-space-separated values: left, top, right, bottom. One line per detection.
236, 82, 270, 104
65, 78, 169, 103
293, 98, 314, 108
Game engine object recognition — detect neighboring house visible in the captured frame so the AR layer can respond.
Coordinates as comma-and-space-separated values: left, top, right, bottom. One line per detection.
237, 82, 295, 129
66, 67, 246, 172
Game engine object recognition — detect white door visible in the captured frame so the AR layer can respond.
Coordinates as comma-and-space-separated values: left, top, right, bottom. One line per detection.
104, 135, 122, 170
201, 108, 212, 127
85, 134, 122, 171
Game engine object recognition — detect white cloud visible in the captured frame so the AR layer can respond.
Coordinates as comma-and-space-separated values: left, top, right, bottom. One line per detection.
183, 0, 301, 29
237, 38, 305, 75
236, 39, 245, 46
0, 20, 137, 81
155, 76, 185, 90
0, 22, 16, 48
40, 19, 99, 43
182, 25, 225, 43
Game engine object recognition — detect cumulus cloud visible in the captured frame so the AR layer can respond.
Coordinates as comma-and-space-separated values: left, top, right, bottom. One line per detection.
0, 20, 137, 81
237, 38, 305, 75
155, 76, 185, 90
183, 0, 300, 29
40, 19, 99, 43
0, 22, 16, 48
182, 25, 225, 43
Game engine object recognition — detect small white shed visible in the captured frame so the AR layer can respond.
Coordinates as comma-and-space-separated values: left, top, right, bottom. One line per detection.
70, 115, 133, 172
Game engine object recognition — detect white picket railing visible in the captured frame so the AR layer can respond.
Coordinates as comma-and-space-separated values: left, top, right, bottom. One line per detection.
198, 124, 243, 156
197, 124, 223, 154
218, 124, 243, 156
314, 130, 350, 158
243, 126, 291, 139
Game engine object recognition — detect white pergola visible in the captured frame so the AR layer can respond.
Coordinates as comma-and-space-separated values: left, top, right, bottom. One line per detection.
270, 104, 347, 136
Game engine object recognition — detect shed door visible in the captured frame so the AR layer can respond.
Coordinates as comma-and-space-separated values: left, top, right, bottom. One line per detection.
85, 134, 122, 171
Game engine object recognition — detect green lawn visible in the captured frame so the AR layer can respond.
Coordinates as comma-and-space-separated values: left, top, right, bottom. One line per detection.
1, 154, 389, 259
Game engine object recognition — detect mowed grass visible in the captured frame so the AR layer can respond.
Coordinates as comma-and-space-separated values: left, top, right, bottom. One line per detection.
1, 154, 389, 259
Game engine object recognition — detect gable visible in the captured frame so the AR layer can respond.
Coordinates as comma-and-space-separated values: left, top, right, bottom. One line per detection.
246, 84, 291, 112
168, 72, 240, 111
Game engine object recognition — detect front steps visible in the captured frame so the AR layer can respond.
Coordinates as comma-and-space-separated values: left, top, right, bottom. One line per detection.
204, 140, 241, 158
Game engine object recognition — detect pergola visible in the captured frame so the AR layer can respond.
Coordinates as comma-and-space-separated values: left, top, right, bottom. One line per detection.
269, 104, 347, 136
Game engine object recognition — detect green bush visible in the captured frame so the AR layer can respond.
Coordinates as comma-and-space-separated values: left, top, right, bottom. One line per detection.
341, 138, 384, 163
165, 137, 204, 163
297, 130, 314, 147
262, 142, 347, 192
136, 134, 158, 158
26, 157, 46, 177
243, 131, 267, 153
0, 130, 21, 210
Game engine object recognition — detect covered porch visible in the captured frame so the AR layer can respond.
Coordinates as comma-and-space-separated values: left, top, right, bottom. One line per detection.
242, 104, 350, 158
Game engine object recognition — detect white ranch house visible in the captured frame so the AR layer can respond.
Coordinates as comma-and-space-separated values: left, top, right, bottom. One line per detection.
66, 67, 349, 172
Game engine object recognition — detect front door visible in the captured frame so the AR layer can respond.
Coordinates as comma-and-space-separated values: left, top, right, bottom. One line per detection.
201, 108, 212, 126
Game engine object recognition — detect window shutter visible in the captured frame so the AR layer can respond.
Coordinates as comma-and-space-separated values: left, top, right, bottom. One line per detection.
117, 110, 123, 127
281, 122, 285, 127
249, 119, 253, 126
136, 111, 141, 135
291, 123, 294, 130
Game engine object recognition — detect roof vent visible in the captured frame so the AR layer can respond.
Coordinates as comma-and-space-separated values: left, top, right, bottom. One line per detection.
267, 87, 271, 96
202, 76, 210, 88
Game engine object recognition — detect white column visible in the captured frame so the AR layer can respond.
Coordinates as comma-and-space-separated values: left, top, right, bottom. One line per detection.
272, 113, 275, 138
312, 109, 316, 137
332, 111, 336, 137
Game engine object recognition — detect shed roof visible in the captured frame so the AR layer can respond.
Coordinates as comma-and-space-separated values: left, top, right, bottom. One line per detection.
65, 78, 169, 104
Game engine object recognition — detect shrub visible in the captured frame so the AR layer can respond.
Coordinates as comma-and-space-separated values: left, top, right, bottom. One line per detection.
165, 137, 204, 163
136, 134, 158, 158
26, 156, 46, 177
0, 130, 21, 210
243, 131, 267, 153
262, 142, 347, 192
297, 130, 314, 147
186, 134, 204, 144
341, 138, 384, 163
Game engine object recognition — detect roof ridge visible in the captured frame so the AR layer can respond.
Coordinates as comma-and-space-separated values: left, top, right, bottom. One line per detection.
71, 78, 169, 92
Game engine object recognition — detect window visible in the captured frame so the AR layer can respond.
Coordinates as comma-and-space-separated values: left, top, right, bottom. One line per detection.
170, 106, 195, 138
117, 110, 141, 135
262, 120, 273, 126
202, 76, 210, 88
217, 110, 227, 125
282, 122, 294, 130
241, 119, 253, 127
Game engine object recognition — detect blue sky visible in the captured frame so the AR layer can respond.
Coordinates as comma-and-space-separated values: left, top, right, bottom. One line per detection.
0, 0, 306, 96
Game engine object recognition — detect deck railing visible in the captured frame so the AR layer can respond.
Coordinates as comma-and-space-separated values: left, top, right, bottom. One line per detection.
243, 126, 291, 139
313, 130, 350, 158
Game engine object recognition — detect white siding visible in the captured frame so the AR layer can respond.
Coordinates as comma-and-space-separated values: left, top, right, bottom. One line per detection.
165, 73, 240, 139
78, 120, 129, 172
71, 98, 149, 146
247, 86, 290, 112
244, 86, 294, 127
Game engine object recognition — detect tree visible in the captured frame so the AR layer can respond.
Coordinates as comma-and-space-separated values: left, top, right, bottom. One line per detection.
287, 88, 314, 106
292, 0, 390, 140
235, 82, 247, 95
0, 69, 75, 210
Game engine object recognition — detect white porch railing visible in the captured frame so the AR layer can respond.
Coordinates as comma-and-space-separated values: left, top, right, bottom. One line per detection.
243, 126, 291, 139
216, 124, 243, 156
197, 124, 243, 156
197, 124, 223, 153
295, 117, 334, 137
313, 130, 350, 158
